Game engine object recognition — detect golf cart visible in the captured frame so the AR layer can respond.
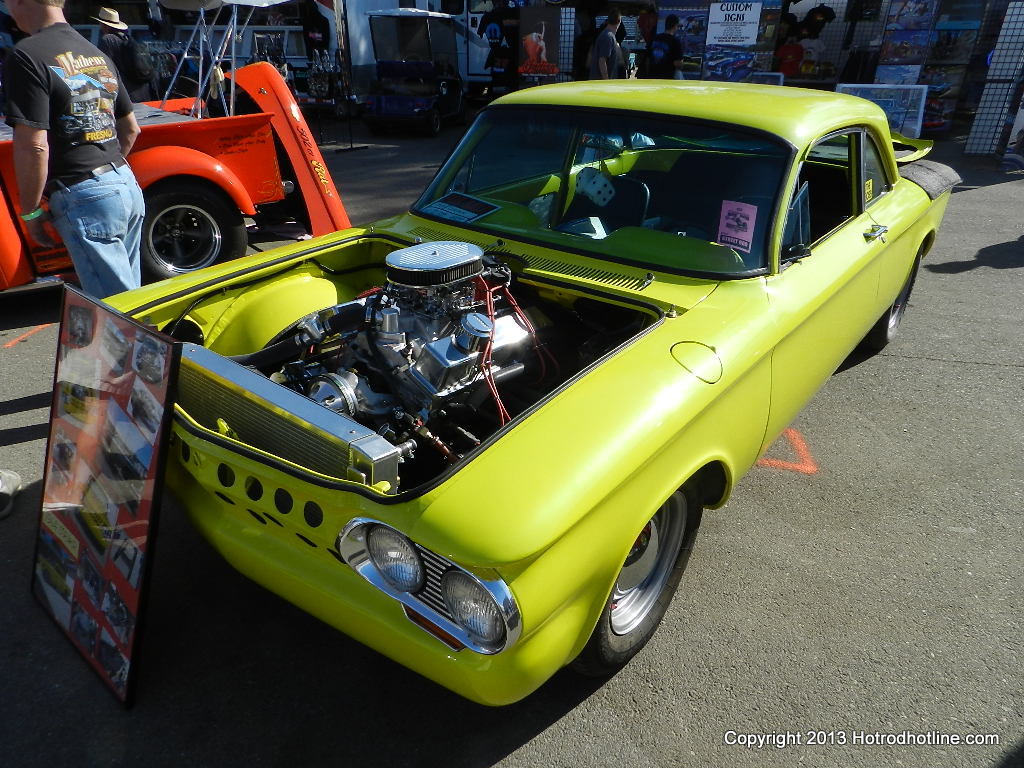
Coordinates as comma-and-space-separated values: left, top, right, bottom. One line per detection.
362, 9, 466, 137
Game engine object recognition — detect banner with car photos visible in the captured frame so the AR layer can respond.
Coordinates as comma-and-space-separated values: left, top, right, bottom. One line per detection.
32, 286, 179, 705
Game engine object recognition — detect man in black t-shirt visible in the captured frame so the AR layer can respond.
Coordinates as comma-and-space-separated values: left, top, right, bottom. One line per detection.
3, 0, 145, 298
589, 10, 623, 80
644, 14, 684, 79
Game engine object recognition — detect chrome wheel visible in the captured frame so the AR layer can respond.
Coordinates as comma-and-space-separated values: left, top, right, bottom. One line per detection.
609, 499, 688, 636
148, 204, 223, 274
141, 182, 246, 280
886, 264, 915, 335
571, 486, 702, 677
864, 248, 923, 352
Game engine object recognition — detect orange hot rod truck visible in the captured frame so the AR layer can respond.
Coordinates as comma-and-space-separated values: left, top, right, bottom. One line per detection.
0, 63, 349, 291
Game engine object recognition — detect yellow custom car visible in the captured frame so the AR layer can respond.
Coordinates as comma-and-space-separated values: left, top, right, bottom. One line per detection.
107, 81, 958, 705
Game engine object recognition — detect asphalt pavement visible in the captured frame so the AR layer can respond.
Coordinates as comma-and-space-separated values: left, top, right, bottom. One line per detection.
0, 117, 1021, 768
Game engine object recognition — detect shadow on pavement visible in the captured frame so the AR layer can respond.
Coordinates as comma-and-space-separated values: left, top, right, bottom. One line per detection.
994, 737, 1024, 768
0, 287, 62, 333
924, 235, 1024, 274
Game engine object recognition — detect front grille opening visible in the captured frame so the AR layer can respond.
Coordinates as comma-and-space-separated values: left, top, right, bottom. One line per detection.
303, 501, 323, 528
248, 509, 267, 525
412, 544, 455, 621
217, 463, 235, 487
274, 489, 293, 514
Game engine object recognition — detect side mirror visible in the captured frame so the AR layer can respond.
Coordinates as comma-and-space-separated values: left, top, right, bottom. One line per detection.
781, 243, 811, 265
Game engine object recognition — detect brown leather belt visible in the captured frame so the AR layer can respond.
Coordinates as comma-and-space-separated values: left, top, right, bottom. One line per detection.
46, 157, 127, 194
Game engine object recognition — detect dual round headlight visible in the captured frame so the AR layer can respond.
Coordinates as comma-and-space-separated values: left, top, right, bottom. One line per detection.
339, 519, 518, 654
441, 569, 506, 649
366, 525, 424, 593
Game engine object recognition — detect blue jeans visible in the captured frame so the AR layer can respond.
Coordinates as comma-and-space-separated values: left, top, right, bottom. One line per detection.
49, 164, 145, 300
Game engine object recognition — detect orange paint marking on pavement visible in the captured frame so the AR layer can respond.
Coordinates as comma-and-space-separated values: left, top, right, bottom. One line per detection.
3, 323, 53, 349
757, 427, 819, 475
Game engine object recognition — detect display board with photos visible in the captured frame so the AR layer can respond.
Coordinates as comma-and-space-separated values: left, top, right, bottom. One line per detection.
32, 287, 178, 705
837, 83, 929, 138
875, 0, 983, 132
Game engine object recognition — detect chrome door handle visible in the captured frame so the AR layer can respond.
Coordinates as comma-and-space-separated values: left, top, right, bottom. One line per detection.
864, 224, 888, 243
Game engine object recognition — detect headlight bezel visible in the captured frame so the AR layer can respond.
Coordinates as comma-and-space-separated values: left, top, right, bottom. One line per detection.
337, 518, 521, 654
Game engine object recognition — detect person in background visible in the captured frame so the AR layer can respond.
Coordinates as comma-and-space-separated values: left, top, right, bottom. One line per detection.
775, 31, 805, 77
644, 14, 684, 79
3, 0, 145, 299
0, 470, 22, 519
636, 4, 658, 46
590, 9, 624, 80
95, 7, 154, 102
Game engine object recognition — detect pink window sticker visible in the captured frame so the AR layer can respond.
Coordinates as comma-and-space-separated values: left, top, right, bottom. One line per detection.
717, 200, 757, 254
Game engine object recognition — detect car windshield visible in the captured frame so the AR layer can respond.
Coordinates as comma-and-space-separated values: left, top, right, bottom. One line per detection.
414, 106, 791, 275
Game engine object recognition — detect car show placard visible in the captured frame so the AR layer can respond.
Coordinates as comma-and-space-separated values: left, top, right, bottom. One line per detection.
703, 1, 762, 81
706, 1, 762, 46
32, 286, 179, 705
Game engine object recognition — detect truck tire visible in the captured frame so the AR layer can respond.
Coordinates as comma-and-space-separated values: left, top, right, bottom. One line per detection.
141, 182, 247, 280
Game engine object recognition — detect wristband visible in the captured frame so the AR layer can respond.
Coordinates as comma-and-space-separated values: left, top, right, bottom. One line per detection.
20, 207, 45, 221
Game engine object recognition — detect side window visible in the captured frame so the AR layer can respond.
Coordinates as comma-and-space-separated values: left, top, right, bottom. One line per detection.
793, 133, 856, 244
863, 134, 891, 206
781, 180, 810, 252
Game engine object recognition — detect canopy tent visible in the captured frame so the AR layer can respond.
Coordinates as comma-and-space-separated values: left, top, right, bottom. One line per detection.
159, 0, 293, 116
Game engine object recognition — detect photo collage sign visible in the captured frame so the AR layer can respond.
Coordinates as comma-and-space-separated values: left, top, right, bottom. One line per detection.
32, 286, 178, 704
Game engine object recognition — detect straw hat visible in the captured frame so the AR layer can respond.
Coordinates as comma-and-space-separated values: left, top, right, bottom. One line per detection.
92, 8, 129, 30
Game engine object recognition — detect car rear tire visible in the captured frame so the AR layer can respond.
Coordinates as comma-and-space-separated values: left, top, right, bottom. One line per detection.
141, 182, 247, 280
571, 484, 702, 677
863, 248, 923, 352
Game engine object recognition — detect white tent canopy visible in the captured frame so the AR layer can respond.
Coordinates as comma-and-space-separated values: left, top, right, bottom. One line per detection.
157, 0, 293, 115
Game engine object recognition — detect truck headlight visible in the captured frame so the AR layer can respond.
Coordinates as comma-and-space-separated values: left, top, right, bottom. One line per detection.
366, 525, 424, 593
441, 569, 506, 648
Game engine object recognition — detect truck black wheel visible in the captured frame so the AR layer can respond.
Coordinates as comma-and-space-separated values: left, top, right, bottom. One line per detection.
571, 484, 702, 677
141, 182, 247, 280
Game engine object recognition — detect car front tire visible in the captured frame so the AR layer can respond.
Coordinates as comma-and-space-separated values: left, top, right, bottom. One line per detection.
572, 484, 702, 677
141, 181, 247, 280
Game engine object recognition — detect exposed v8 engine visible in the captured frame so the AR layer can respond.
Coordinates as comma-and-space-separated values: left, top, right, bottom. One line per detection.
258, 242, 539, 482
227, 241, 649, 490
